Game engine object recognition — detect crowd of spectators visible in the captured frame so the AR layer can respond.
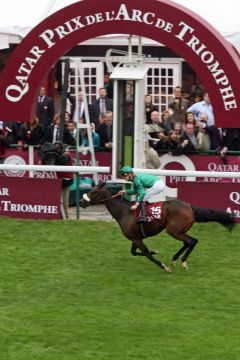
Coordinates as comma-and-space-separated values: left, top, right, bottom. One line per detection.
0, 80, 239, 164
144, 86, 240, 165
0, 85, 113, 153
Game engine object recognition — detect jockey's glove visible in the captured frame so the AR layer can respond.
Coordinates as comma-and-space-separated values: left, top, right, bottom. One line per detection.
130, 202, 139, 210
118, 190, 127, 196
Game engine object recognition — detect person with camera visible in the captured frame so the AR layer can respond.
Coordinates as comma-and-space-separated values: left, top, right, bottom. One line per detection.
39, 141, 74, 219
53, 141, 74, 219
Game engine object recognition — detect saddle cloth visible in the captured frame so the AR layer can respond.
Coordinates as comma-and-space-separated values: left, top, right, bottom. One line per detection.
134, 201, 163, 222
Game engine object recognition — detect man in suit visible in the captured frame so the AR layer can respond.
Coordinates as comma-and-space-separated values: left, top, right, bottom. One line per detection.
36, 86, 55, 130
97, 111, 113, 150
90, 87, 113, 130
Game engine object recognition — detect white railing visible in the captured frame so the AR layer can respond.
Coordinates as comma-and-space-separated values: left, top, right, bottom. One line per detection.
133, 168, 240, 179
0, 164, 110, 173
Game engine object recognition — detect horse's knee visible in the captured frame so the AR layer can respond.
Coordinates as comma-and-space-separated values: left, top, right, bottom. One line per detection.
131, 244, 137, 256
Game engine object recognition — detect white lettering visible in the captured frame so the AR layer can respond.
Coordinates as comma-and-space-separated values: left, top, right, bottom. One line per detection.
39, 29, 56, 48
175, 21, 194, 41
142, 12, 155, 25
131, 9, 143, 22
105, 11, 114, 21
85, 15, 96, 25
5, 83, 29, 102
55, 25, 70, 39
114, 4, 131, 20
1, 200, 58, 213
0, 188, 9, 196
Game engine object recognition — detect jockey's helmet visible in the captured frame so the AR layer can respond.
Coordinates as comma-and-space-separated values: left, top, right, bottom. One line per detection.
119, 166, 133, 175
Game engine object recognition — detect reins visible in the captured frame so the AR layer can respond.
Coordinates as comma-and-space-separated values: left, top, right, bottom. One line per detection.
90, 192, 122, 204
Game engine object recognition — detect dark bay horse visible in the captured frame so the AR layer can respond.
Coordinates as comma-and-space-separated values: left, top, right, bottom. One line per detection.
79, 182, 236, 273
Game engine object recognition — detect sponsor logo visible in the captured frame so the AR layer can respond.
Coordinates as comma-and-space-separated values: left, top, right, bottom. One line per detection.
3, 155, 26, 177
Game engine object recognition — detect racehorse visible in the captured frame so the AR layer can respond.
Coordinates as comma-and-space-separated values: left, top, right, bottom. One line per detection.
79, 182, 236, 273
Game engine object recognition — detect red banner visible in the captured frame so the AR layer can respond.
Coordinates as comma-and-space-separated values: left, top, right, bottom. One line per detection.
159, 153, 240, 187
178, 182, 240, 223
0, 177, 62, 219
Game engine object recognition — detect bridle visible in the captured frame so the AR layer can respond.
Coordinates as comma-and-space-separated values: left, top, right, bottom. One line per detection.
82, 189, 127, 219
82, 191, 122, 205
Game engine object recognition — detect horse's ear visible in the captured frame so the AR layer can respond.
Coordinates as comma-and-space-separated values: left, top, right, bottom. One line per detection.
98, 181, 106, 188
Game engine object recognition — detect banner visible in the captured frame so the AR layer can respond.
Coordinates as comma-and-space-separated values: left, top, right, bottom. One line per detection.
0, 177, 62, 220
178, 182, 240, 223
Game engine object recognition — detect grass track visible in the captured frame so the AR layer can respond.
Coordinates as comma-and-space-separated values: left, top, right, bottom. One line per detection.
0, 217, 240, 360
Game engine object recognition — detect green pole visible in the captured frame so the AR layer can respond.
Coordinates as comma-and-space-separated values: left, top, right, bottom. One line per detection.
76, 127, 80, 219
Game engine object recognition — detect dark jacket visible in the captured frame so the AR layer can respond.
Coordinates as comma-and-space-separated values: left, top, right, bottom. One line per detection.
90, 97, 113, 129
36, 96, 55, 129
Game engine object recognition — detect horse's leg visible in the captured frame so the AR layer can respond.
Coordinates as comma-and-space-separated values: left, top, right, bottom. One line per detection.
131, 243, 158, 256
172, 244, 188, 267
166, 230, 198, 269
181, 235, 198, 269
133, 240, 171, 273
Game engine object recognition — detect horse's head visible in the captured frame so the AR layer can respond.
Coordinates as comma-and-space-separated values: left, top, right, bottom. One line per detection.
79, 182, 107, 208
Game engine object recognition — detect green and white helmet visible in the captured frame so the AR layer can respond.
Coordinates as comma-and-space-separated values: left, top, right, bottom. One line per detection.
119, 166, 133, 174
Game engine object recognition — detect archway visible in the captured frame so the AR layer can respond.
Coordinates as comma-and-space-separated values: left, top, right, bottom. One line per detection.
0, 0, 239, 127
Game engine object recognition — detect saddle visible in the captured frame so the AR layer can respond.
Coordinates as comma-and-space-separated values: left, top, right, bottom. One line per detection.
133, 201, 163, 223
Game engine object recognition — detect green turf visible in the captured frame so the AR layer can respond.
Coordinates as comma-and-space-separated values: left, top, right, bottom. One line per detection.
0, 217, 239, 360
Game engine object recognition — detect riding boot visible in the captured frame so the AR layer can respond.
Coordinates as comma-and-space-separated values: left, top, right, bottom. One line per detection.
137, 202, 147, 223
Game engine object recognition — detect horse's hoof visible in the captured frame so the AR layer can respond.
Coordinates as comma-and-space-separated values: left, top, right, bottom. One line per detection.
150, 250, 158, 255
182, 261, 189, 270
163, 265, 172, 273
172, 260, 177, 267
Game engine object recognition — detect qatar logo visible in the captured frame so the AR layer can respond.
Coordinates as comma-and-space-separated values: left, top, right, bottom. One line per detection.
229, 192, 240, 205
3, 155, 26, 177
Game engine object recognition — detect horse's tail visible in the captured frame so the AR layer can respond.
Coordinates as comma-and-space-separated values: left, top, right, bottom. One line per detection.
191, 205, 236, 232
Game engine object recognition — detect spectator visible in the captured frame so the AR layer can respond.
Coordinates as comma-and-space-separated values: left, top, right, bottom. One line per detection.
0, 125, 8, 161
177, 123, 199, 154
69, 91, 92, 123
104, 73, 113, 99
166, 130, 180, 154
2, 121, 23, 146
172, 122, 183, 137
189, 91, 203, 106
97, 111, 113, 150
196, 119, 211, 151
46, 114, 75, 145
196, 114, 222, 151
168, 86, 190, 124
21, 117, 45, 148
185, 112, 196, 127
150, 129, 168, 154
147, 111, 165, 133
80, 123, 100, 150
145, 94, 158, 124
187, 92, 215, 126
54, 141, 74, 219
67, 121, 77, 140
161, 109, 174, 134
90, 88, 113, 129
64, 111, 71, 125
36, 86, 55, 130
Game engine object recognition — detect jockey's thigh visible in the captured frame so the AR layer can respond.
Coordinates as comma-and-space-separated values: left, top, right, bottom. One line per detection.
144, 180, 165, 201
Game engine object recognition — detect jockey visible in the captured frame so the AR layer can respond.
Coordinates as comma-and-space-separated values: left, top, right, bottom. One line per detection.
118, 166, 165, 223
